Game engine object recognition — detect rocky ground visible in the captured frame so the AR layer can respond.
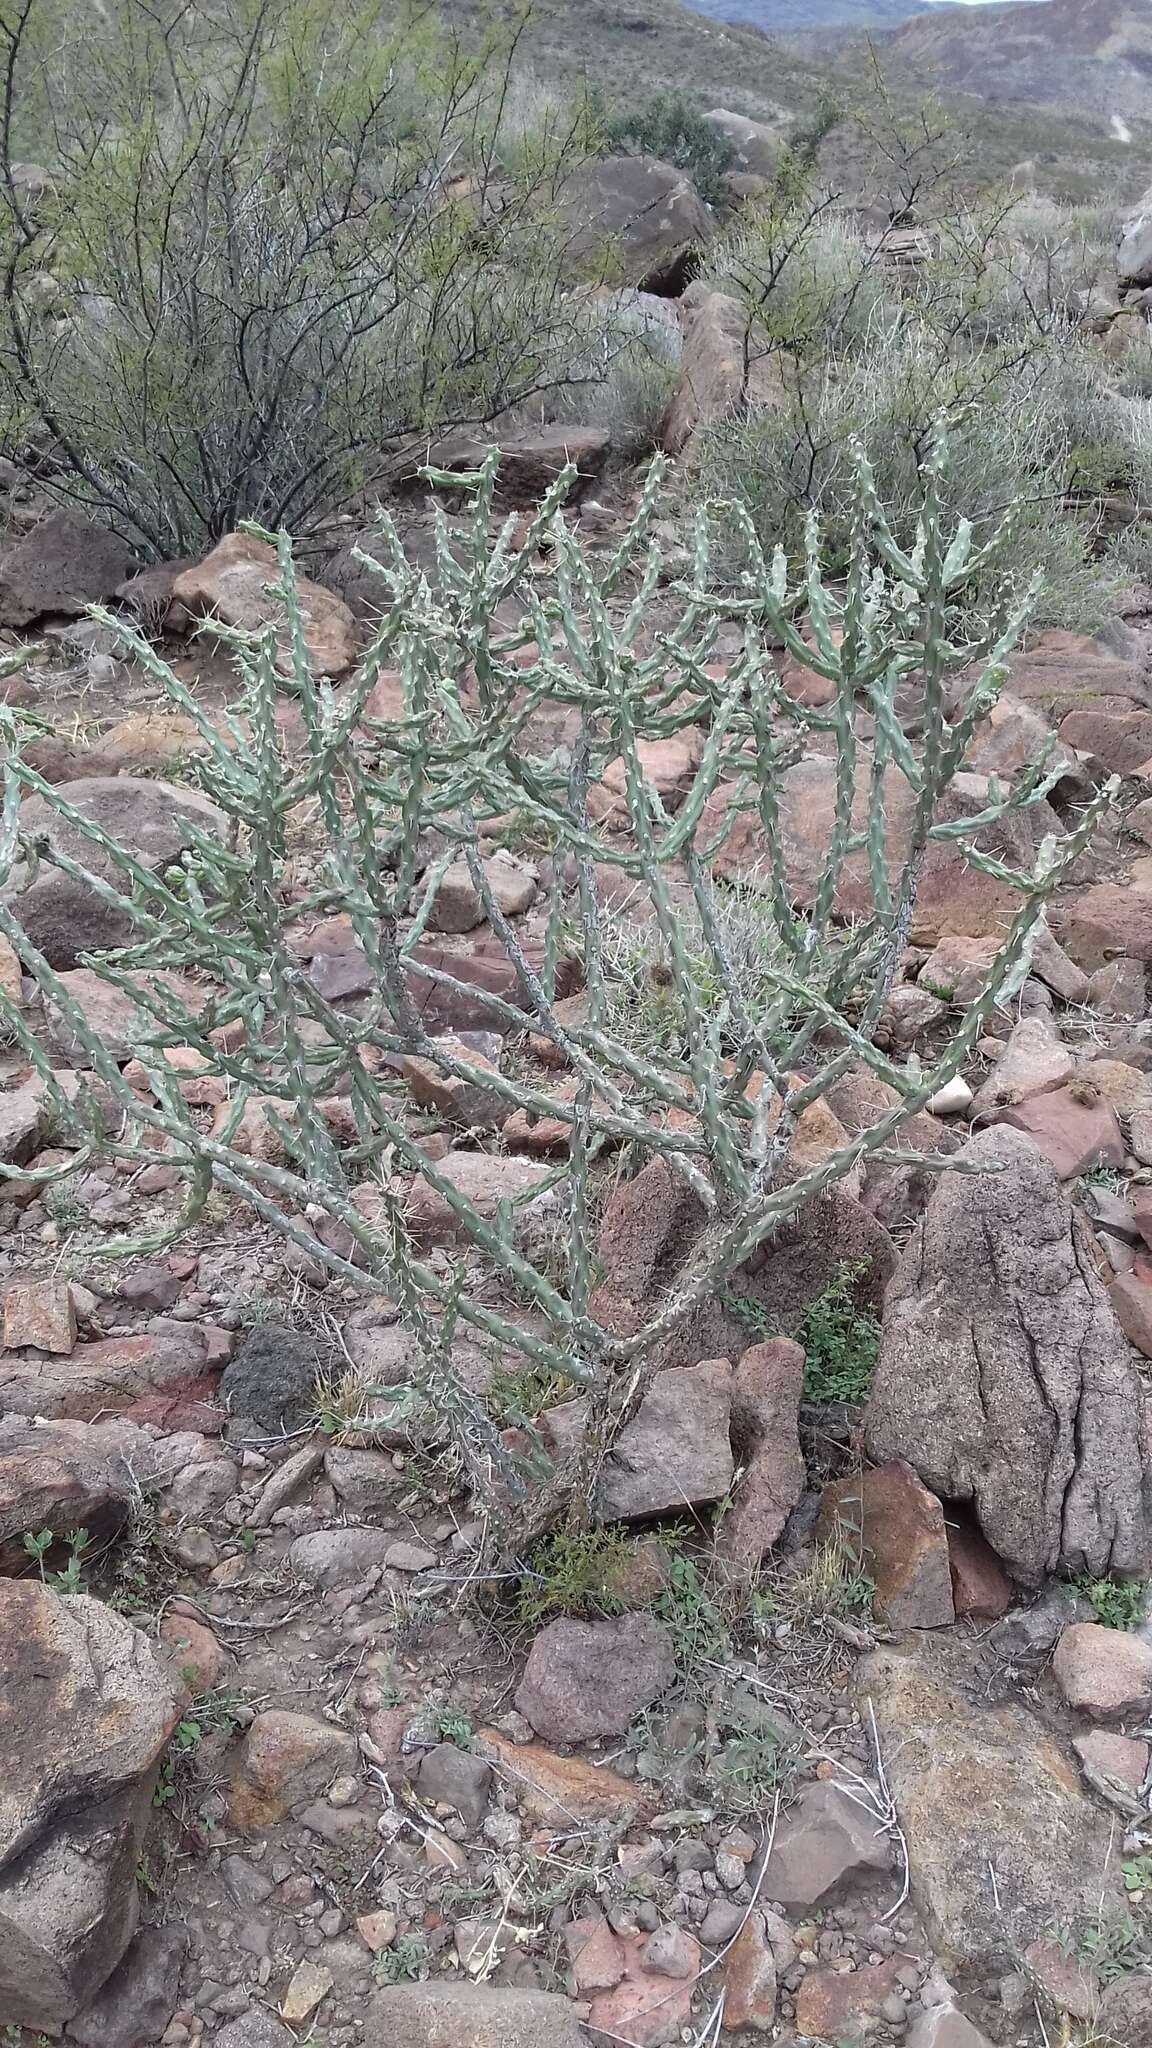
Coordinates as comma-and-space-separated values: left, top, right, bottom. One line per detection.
4, 463, 1152, 2048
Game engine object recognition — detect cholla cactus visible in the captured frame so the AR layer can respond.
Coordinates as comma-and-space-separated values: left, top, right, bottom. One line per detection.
0, 440, 1115, 1545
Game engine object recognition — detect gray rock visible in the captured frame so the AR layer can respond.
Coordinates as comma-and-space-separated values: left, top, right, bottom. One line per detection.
866, 1127, 1152, 1584
0, 1581, 180, 2029
3, 776, 223, 969
221, 1854, 275, 1906
860, 1646, 1127, 1972
0, 510, 135, 626
515, 1613, 676, 1743
1097, 1972, 1152, 2048
219, 1323, 321, 1435
414, 1744, 493, 1826
540, 1360, 734, 1522
1119, 189, 1152, 289
762, 1781, 893, 1906
213, 2014, 295, 2048
324, 1445, 405, 1518
286, 1525, 393, 1589
703, 108, 779, 179
65, 1924, 188, 2047
365, 1983, 590, 2048
557, 153, 714, 293
0, 1415, 142, 1569
906, 2011, 993, 2048
0, 1077, 48, 1165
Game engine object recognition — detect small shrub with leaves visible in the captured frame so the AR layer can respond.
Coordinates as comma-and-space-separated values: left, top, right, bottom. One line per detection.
799, 1263, 881, 1404
1076, 1576, 1149, 1632
601, 91, 733, 207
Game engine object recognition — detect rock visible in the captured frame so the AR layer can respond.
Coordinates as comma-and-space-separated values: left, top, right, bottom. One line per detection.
795, 1962, 903, 2042
1072, 1728, 1150, 1810
701, 756, 1060, 946
213, 2016, 294, 2048
946, 1521, 1014, 1620
590, 1153, 895, 1364
926, 1077, 974, 1116
324, 1445, 405, 1519
228, 1711, 357, 1828
0, 1078, 47, 1164
720, 1909, 779, 2030
44, 966, 206, 1063
356, 1909, 398, 1953
1089, 957, 1146, 1021
965, 691, 1068, 782
995, 1085, 1125, 1179
866, 1128, 1152, 1584
662, 285, 752, 455
540, 1360, 734, 1522
917, 935, 1000, 1008
567, 1914, 626, 1993
971, 1013, 1073, 1117
1052, 1621, 1152, 1719
0, 1581, 180, 2029
287, 1525, 393, 1588
475, 1732, 641, 1824
817, 1461, 955, 1628
424, 427, 609, 505
404, 1151, 557, 1248
905, 2012, 994, 2048
0, 510, 134, 626
515, 1613, 676, 1743
860, 1647, 1127, 1970
1059, 884, 1152, 969
0, 1416, 146, 1568
159, 1611, 234, 1694
1097, 1972, 1152, 2048
219, 1324, 320, 1434
400, 1038, 508, 1128
558, 154, 714, 293
585, 1927, 699, 2045
763, 1781, 893, 1905
64, 1924, 188, 2048
715, 1339, 805, 1570
171, 535, 358, 678
366, 1984, 590, 2048
1086, 1057, 1152, 1118
704, 107, 779, 177
280, 1959, 332, 2025
596, 733, 704, 817
3, 1274, 77, 1352
0, 1325, 217, 1424
100, 712, 208, 776
414, 1743, 492, 1825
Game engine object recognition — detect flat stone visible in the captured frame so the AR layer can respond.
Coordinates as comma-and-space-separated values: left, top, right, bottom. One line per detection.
906, 2012, 994, 2048
541, 1360, 735, 1522
3, 1275, 76, 1353
365, 1984, 589, 2048
475, 1732, 642, 1825
818, 1462, 955, 1629
280, 1960, 332, 2025
720, 1909, 779, 2030
1072, 1728, 1150, 1810
762, 1780, 892, 1905
404, 1152, 557, 1248
860, 1647, 1128, 1970
585, 1928, 699, 2046
1060, 884, 1152, 969
1109, 1259, 1152, 1357
287, 1526, 393, 1589
0, 510, 134, 626
400, 1038, 508, 1128
0, 1078, 46, 1164
1052, 1622, 1152, 1719
716, 1339, 805, 1570
566, 1914, 626, 1994
795, 1961, 903, 2042
972, 1013, 1073, 1118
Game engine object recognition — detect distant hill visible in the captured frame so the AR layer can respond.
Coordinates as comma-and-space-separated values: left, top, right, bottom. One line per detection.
879, 0, 1152, 118
686, 0, 927, 28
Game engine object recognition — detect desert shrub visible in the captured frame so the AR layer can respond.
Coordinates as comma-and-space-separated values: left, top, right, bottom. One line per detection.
0, 0, 599, 555
601, 91, 732, 207
551, 294, 680, 461
0, 439, 1116, 1553
706, 212, 901, 366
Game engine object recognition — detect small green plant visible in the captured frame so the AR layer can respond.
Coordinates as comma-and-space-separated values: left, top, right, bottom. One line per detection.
1060, 1905, 1152, 1986
1076, 1576, 1148, 1631
433, 1707, 474, 1750
372, 1933, 431, 1986
517, 1526, 634, 1625
1123, 1853, 1152, 1897
601, 90, 734, 207
1078, 1164, 1128, 1195
488, 1363, 573, 1424
22, 1525, 91, 1594
655, 1547, 734, 1679
798, 1264, 880, 1404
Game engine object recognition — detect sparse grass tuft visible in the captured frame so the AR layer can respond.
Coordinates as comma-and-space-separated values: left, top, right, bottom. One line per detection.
762, 1526, 875, 1627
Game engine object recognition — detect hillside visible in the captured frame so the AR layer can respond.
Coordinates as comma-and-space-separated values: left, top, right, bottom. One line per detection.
685, 0, 927, 29
426, 0, 1151, 199
881, 0, 1152, 118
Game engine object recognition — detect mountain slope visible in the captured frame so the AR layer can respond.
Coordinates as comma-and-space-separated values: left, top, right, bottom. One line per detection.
687, 0, 927, 28
881, 0, 1152, 117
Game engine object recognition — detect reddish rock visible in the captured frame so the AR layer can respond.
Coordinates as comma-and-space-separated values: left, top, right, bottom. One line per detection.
1058, 706, 1152, 773
1059, 884, 1152, 970
971, 1012, 1073, 1118
795, 1961, 903, 2042
476, 1732, 642, 1825
516, 1613, 676, 1744
1053, 1622, 1152, 1719
1088, 957, 1146, 1021
540, 1360, 735, 1523
946, 1519, 1013, 1620
400, 1038, 508, 1128
917, 935, 999, 1007
716, 1338, 805, 1570
0, 509, 134, 626
996, 1086, 1124, 1179
662, 285, 751, 456
595, 734, 703, 817
3, 1277, 76, 1354
818, 1461, 955, 1628
720, 1909, 780, 2031
565, 1914, 626, 1994
1022, 1938, 1097, 2022
1109, 1260, 1152, 1357
585, 1927, 699, 2048
159, 1611, 235, 1694
172, 534, 358, 679
228, 1711, 357, 1828
0, 1328, 218, 1424
1097, 1971, 1152, 2048
762, 1781, 892, 1905
1072, 1728, 1150, 1806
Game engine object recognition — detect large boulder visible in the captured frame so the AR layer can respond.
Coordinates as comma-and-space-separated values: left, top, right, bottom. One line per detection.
0, 511, 135, 627
1118, 186, 1152, 290
2, 775, 223, 969
662, 285, 751, 455
699, 758, 1061, 945
703, 109, 780, 180
558, 154, 714, 293
0, 1581, 180, 2029
860, 1647, 1129, 1973
171, 534, 358, 678
866, 1127, 1152, 1584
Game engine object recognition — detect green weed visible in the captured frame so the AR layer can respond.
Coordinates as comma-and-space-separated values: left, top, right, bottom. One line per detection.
516, 1526, 634, 1626
655, 1548, 734, 1679
1076, 1576, 1148, 1631
798, 1264, 880, 1403
21, 1525, 91, 1594
432, 1707, 474, 1750
1122, 1853, 1152, 1898
372, 1933, 431, 1985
